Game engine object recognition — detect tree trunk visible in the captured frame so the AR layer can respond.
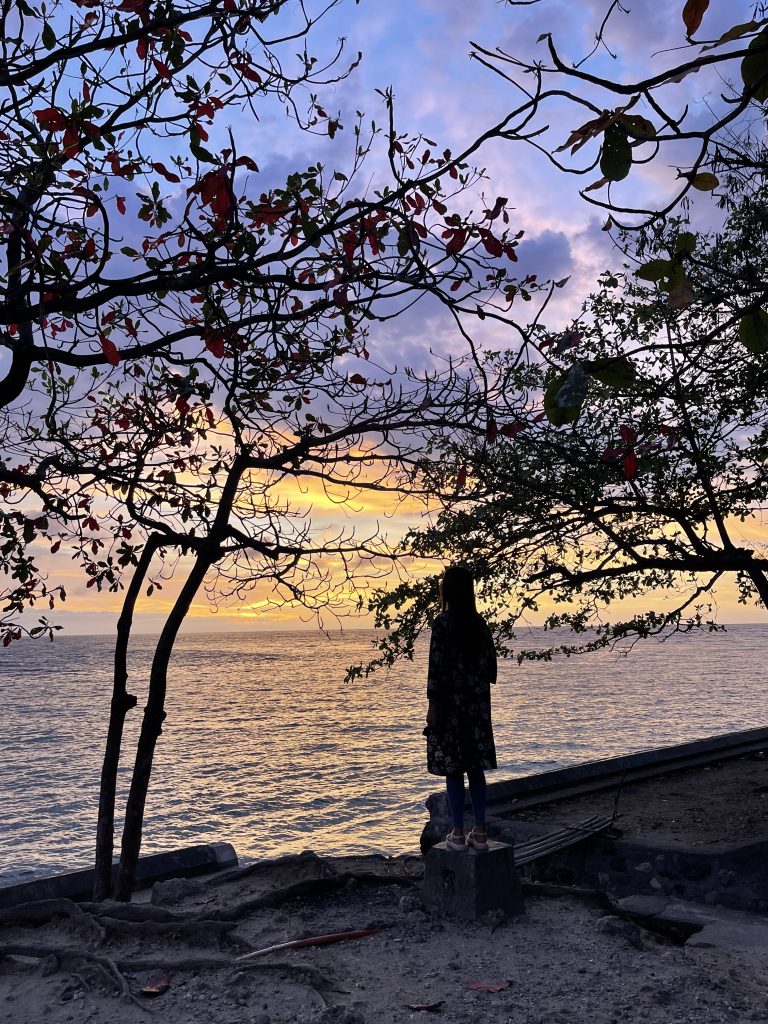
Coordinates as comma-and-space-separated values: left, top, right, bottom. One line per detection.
748, 566, 768, 609
92, 538, 159, 901
112, 550, 213, 901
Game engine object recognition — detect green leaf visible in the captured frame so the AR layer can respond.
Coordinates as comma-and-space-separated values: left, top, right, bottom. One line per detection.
599, 125, 632, 182
675, 231, 697, 255
690, 172, 719, 191
742, 27, 768, 103
636, 258, 672, 282
617, 114, 656, 141
543, 373, 581, 426
41, 21, 55, 49
739, 308, 768, 354
587, 356, 636, 389
397, 227, 411, 257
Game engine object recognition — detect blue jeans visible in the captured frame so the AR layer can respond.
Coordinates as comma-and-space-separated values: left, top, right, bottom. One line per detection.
445, 767, 486, 830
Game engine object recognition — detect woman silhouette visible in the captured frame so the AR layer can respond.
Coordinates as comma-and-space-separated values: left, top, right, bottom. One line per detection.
425, 565, 497, 851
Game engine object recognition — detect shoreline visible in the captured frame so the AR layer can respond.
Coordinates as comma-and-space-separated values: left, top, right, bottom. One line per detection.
3, 848, 768, 1024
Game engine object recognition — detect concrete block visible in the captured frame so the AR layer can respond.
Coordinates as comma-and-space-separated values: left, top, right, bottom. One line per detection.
421, 840, 524, 920
0, 842, 238, 909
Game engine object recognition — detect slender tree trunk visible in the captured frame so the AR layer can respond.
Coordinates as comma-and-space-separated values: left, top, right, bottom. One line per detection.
92, 537, 159, 901
749, 566, 768, 609
112, 550, 213, 901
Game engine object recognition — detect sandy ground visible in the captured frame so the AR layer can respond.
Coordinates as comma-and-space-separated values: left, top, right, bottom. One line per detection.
502, 753, 768, 846
3, 845, 768, 1024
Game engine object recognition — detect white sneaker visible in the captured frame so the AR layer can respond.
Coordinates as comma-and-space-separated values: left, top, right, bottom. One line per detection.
445, 830, 468, 852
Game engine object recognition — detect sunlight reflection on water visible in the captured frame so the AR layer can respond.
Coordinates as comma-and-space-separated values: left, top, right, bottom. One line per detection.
2, 625, 767, 882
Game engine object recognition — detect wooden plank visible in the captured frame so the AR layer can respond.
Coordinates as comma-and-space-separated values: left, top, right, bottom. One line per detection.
515, 816, 613, 866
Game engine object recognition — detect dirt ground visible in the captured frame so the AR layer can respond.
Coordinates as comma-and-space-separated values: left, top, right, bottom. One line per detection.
502, 753, 768, 846
3, 845, 768, 1024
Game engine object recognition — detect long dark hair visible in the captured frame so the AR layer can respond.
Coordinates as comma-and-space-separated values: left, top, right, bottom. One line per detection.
441, 565, 484, 656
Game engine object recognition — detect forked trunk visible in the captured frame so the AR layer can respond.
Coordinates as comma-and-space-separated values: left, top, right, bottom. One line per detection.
112, 551, 212, 901
92, 538, 159, 900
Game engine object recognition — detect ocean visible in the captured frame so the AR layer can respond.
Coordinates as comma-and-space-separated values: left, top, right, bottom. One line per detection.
2, 625, 767, 885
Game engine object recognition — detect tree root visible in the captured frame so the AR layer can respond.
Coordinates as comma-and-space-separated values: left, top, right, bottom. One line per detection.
1, 863, 417, 938
0, 899, 106, 943
0, 944, 150, 1012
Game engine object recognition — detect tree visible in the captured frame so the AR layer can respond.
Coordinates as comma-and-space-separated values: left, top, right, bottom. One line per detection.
472, 0, 768, 228
0, 0, 553, 648
364, 185, 768, 666
0, 0, 570, 899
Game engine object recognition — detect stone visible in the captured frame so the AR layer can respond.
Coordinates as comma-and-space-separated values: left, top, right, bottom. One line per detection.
634, 861, 653, 874
595, 915, 644, 949
151, 876, 205, 905
421, 840, 524, 920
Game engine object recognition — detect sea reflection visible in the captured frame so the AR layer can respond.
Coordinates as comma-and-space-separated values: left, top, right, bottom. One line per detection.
2, 625, 768, 882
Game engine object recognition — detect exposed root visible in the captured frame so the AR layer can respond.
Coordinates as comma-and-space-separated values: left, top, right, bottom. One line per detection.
214, 870, 416, 922
0, 899, 106, 943
0, 944, 150, 1012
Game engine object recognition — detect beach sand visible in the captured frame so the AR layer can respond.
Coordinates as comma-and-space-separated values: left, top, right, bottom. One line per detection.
4, 756, 768, 1023
2, 844, 768, 1024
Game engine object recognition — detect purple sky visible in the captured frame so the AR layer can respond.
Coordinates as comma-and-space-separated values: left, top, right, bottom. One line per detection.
12, 0, 766, 634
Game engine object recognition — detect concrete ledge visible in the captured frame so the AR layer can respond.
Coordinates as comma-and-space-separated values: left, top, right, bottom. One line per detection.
422, 840, 524, 919
0, 843, 238, 909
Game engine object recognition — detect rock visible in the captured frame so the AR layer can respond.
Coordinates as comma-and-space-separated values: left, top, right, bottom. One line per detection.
595, 916, 644, 949
398, 889, 423, 914
151, 876, 205, 905
251, 1014, 271, 1024
316, 1008, 364, 1024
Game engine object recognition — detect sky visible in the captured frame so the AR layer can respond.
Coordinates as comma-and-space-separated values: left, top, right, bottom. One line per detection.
9, 0, 768, 635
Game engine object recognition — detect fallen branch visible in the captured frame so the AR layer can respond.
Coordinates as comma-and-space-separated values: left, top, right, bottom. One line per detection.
236, 927, 380, 962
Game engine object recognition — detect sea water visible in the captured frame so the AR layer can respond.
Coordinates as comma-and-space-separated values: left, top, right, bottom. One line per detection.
2, 625, 767, 884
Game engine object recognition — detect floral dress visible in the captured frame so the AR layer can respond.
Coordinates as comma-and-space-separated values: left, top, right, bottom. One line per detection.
425, 611, 497, 776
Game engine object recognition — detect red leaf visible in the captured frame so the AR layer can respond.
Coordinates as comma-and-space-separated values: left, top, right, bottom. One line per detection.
349, 373, 367, 385
682, 0, 709, 35
136, 37, 148, 60
456, 465, 467, 490
233, 62, 262, 84
116, 196, 126, 215
486, 419, 498, 444
99, 335, 120, 366
152, 58, 171, 80
153, 162, 181, 183
50, 540, 61, 554
623, 451, 638, 480
446, 228, 467, 256
618, 425, 636, 445
63, 124, 80, 157
480, 230, 504, 257
204, 329, 225, 358
34, 107, 68, 131
500, 422, 527, 438
235, 155, 259, 172
468, 981, 511, 993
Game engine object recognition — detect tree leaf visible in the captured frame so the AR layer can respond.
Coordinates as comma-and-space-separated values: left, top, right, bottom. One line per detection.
587, 356, 636, 389
682, 0, 709, 37
543, 373, 581, 426
741, 27, 768, 103
599, 125, 632, 182
701, 19, 762, 51
690, 171, 719, 191
623, 451, 638, 480
636, 259, 672, 282
41, 21, 56, 49
739, 308, 768, 354
674, 231, 697, 255
617, 114, 656, 140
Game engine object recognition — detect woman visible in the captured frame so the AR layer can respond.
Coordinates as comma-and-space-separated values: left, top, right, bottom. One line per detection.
425, 565, 497, 852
